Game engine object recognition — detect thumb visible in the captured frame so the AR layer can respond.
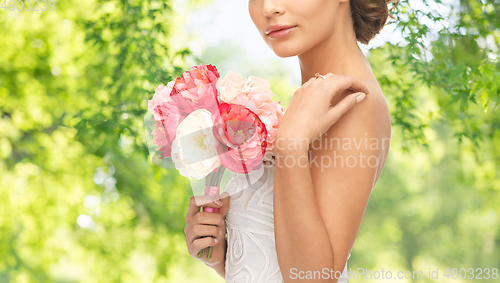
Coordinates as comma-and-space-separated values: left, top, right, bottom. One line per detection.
219, 192, 231, 217
328, 92, 366, 123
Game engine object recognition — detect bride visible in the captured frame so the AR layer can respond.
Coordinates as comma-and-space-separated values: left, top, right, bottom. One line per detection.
184, 0, 395, 282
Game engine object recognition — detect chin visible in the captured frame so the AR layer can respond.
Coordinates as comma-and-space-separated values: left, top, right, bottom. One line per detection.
265, 39, 305, 58
264, 28, 324, 58
270, 46, 300, 58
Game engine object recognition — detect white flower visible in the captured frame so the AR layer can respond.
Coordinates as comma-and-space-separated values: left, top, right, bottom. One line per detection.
171, 109, 221, 179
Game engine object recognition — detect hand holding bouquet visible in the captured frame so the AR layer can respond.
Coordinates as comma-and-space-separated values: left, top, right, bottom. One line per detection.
146, 63, 284, 259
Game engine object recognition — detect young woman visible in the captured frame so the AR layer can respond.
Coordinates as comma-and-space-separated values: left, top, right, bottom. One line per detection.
184, 0, 395, 282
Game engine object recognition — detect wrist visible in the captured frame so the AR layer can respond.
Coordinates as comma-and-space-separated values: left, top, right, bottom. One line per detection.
203, 238, 227, 278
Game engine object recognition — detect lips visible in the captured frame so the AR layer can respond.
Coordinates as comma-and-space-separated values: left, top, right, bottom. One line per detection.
265, 24, 297, 35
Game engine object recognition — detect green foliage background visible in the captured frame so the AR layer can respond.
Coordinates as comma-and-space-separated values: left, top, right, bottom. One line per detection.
0, 0, 498, 282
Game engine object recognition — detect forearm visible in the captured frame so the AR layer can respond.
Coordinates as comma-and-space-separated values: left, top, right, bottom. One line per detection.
204, 236, 227, 278
274, 146, 335, 281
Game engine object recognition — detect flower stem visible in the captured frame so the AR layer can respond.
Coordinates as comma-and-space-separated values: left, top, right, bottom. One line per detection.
207, 246, 214, 259
198, 248, 205, 258
197, 246, 213, 259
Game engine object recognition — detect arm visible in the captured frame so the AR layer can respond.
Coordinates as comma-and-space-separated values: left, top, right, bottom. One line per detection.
274, 77, 390, 282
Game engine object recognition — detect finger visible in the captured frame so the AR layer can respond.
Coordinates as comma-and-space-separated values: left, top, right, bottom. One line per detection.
310, 72, 339, 80
328, 91, 367, 123
189, 236, 216, 258
192, 194, 224, 208
192, 237, 219, 256
193, 211, 225, 227
186, 195, 223, 223
308, 72, 338, 84
218, 192, 231, 217
303, 76, 318, 87
328, 76, 371, 96
305, 72, 330, 85
185, 210, 224, 244
323, 73, 340, 78
187, 224, 224, 245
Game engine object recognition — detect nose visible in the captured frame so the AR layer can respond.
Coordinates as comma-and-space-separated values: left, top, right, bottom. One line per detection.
262, 0, 285, 18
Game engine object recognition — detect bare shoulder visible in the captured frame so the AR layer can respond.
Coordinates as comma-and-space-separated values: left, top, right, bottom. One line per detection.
318, 81, 392, 180
341, 84, 390, 138
327, 79, 391, 138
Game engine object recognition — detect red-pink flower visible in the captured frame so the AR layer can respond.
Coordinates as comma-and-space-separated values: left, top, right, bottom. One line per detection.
148, 81, 185, 160
148, 81, 175, 121
216, 72, 284, 155
212, 103, 267, 174
170, 63, 220, 115
154, 102, 185, 159
231, 92, 284, 153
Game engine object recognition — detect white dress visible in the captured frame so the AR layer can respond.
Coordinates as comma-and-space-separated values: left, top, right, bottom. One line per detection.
224, 161, 350, 283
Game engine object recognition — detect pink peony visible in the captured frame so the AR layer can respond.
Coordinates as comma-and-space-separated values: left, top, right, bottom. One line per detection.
170, 63, 220, 115
212, 103, 267, 174
155, 103, 185, 159
216, 71, 249, 103
217, 72, 284, 153
148, 81, 175, 121
148, 81, 185, 160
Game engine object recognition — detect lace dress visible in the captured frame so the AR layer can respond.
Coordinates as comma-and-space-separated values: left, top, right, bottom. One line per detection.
224, 161, 350, 283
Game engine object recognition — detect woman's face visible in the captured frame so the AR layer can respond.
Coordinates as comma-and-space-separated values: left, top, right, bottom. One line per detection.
248, 0, 345, 58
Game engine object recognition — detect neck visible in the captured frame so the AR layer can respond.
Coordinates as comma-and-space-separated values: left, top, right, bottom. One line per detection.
298, 3, 371, 85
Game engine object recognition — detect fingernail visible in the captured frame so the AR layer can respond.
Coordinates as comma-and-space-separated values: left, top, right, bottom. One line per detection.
356, 93, 366, 103
221, 219, 225, 226
215, 199, 223, 206
219, 230, 223, 236
214, 238, 218, 244
221, 192, 229, 199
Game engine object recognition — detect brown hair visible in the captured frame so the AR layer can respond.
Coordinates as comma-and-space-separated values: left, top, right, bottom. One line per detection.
350, 0, 400, 45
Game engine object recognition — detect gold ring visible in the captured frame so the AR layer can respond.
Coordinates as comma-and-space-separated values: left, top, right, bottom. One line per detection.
314, 73, 325, 80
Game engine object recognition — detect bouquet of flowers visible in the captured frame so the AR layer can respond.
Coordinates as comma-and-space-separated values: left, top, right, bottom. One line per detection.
145, 63, 284, 259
